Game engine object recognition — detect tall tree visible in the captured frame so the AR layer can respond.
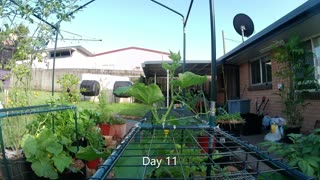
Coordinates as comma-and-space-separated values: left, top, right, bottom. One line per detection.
0, 0, 85, 107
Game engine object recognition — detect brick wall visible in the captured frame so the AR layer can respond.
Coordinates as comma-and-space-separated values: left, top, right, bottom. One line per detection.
239, 60, 320, 132
301, 100, 320, 132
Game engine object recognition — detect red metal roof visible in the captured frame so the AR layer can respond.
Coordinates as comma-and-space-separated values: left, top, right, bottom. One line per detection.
92, 46, 170, 57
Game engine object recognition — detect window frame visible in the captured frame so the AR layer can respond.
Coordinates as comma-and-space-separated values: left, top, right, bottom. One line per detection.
250, 55, 272, 86
49, 49, 73, 58
310, 36, 320, 85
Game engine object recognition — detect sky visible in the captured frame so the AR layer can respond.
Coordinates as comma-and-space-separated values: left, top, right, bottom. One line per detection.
48, 0, 309, 60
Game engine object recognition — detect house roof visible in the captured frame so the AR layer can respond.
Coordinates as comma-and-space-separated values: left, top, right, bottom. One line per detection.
46, 46, 94, 56
46, 46, 170, 57
92, 46, 170, 57
217, 0, 320, 65
142, 0, 320, 78
142, 60, 211, 77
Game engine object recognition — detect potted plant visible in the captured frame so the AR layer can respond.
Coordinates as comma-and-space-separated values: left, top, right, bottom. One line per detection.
76, 127, 110, 171
22, 106, 109, 179
216, 109, 245, 137
76, 109, 110, 170
0, 116, 31, 180
109, 115, 127, 140
273, 35, 318, 142
21, 109, 80, 179
96, 89, 112, 136
21, 128, 79, 179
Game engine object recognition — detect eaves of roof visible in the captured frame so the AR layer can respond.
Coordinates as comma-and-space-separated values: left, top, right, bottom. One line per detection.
92, 47, 170, 57
216, 0, 320, 65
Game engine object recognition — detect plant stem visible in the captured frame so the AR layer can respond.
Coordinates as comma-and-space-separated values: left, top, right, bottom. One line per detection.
161, 71, 175, 125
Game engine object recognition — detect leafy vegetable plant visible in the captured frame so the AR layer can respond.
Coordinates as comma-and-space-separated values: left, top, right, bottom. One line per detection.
216, 108, 245, 124
22, 129, 73, 179
260, 129, 320, 178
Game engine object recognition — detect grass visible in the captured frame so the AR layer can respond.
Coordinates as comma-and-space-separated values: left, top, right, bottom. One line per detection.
107, 103, 150, 118
0, 90, 150, 149
1, 90, 151, 118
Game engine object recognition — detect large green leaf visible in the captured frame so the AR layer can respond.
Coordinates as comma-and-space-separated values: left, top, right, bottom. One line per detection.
21, 134, 38, 157
76, 146, 110, 161
126, 83, 164, 105
46, 141, 63, 156
53, 153, 73, 173
175, 72, 208, 88
37, 129, 55, 147
32, 159, 58, 179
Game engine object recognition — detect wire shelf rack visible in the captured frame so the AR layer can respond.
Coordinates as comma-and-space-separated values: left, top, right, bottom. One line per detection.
91, 120, 314, 180
0, 105, 79, 180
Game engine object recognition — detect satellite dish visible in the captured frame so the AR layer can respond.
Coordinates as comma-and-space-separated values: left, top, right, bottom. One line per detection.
233, 13, 254, 42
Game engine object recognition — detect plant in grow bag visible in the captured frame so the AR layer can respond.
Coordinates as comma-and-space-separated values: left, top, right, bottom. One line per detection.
22, 129, 73, 179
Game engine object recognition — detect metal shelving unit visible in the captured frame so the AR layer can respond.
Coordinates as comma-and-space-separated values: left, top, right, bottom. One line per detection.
0, 105, 78, 180
91, 119, 314, 180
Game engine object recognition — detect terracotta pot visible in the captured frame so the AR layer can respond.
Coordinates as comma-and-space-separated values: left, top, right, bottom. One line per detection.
99, 124, 111, 136
103, 135, 113, 146
86, 158, 100, 170
110, 124, 127, 139
197, 136, 216, 153
107, 140, 118, 149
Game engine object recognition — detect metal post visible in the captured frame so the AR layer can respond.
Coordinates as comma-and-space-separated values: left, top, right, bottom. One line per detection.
209, 0, 216, 127
150, 0, 192, 73
0, 120, 11, 180
241, 26, 245, 42
183, 0, 193, 73
207, 0, 216, 179
74, 107, 79, 151
183, 26, 186, 73
222, 31, 226, 54
51, 31, 59, 96
166, 69, 169, 108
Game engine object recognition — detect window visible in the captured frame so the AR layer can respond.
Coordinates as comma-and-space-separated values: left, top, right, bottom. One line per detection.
250, 56, 272, 85
312, 36, 320, 84
301, 36, 320, 87
49, 50, 73, 58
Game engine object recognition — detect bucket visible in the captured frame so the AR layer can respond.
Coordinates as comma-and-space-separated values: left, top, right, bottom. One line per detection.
99, 124, 111, 136
86, 158, 100, 169
197, 136, 216, 153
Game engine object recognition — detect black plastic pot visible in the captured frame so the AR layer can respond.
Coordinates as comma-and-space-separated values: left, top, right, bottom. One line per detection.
59, 166, 86, 180
241, 113, 263, 135
0, 157, 31, 180
28, 162, 87, 180
282, 126, 301, 144
219, 123, 243, 137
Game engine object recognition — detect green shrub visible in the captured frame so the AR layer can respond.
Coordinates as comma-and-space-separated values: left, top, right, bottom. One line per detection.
260, 129, 320, 178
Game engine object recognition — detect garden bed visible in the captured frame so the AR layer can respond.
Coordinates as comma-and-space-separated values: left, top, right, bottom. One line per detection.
91, 121, 312, 179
